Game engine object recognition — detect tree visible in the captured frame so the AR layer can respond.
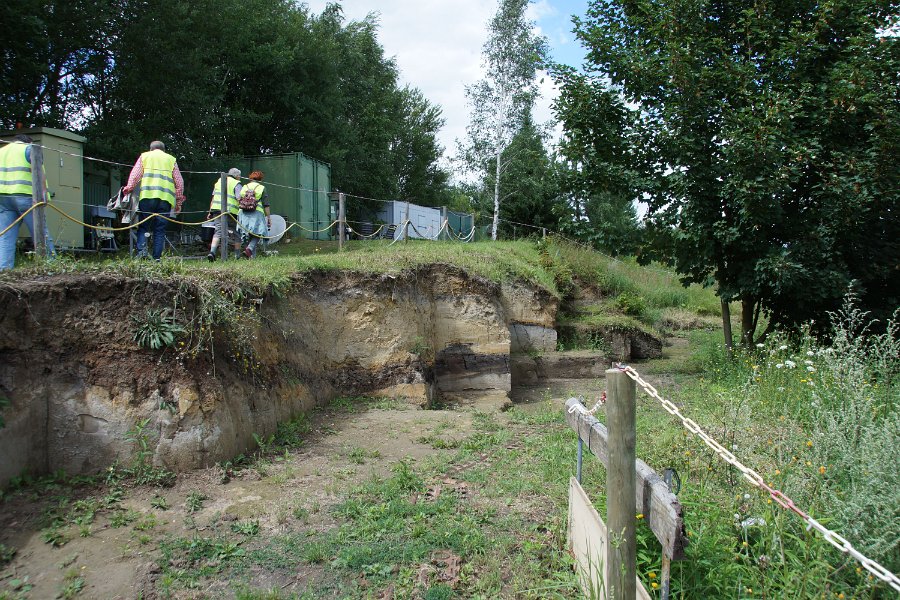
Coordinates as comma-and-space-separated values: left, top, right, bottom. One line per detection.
4, 0, 452, 214
566, 0, 900, 344
470, 116, 563, 238
552, 67, 643, 255
459, 0, 548, 240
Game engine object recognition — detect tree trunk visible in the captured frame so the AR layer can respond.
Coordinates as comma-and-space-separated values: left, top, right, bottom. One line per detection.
740, 295, 757, 346
721, 298, 733, 353
491, 145, 501, 241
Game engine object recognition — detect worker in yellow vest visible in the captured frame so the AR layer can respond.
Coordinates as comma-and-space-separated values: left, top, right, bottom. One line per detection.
0, 134, 56, 270
122, 140, 185, 260
206, 167, 243, 261
237, 170, 272, 258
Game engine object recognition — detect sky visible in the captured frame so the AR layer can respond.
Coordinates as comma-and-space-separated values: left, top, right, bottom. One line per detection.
303, 0, 590, 165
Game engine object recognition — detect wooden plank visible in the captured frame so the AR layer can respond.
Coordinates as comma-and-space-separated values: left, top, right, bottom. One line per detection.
566, 397, 688, 560
568, 477, 652, 600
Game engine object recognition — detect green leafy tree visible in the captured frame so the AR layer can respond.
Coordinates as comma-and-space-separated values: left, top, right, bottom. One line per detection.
459, 0, 548, 240
471, 116, 563, 238
566, 0, 900, 344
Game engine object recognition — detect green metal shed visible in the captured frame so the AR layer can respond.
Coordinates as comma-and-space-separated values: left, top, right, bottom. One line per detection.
182, 152, 332, 241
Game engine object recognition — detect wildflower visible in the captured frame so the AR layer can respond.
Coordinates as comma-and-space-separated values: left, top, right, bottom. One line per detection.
785, 360, 796, 368
779, 345, 788, 350
743, 493, 750, 500
649, 572, 657, 579
756, 343, 764, 348
806, 365, 816, 372
806, 461, 812, 467
837, 594, 845, 599
776, 363, 784, 369
746, 588, 753, 594
732, 444, 738, 450
775, 469, 781, 475
819, 466, 826, 475
806, 440, 813, 447
651, 582, 659, 589
804, 360, 814, 365
807, 350, 814, 356
742, 540, 749, 547
636, 513, 644, 520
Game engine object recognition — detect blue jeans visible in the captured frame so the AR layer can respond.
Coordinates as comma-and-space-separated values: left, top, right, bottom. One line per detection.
136, 198, 172, 259
0, 194, 56, 270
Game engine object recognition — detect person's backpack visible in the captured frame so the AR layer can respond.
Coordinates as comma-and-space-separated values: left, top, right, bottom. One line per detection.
239, 186, 258, 211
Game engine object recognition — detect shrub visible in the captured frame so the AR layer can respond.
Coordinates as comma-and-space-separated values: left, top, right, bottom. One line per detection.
615, 292, 646, 317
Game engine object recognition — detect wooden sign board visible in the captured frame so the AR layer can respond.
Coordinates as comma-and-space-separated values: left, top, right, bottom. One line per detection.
569, 477, 652, 599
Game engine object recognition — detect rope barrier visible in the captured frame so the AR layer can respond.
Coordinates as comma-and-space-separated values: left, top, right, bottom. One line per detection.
0, 202, 45, 238
617, 363, 900, 593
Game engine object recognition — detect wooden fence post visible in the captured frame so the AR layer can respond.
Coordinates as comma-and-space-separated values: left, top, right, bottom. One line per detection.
338, 191, 346, 251
30, 144, 49, 258
404, 201, 410, 244
607, 368, 636, 600
219, 173, 228, 261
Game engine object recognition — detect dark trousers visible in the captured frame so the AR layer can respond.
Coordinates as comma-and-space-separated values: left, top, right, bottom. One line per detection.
136, 198, 172, 259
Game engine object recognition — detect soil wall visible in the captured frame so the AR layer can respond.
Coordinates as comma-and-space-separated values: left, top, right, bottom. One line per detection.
0, 266, 557, 485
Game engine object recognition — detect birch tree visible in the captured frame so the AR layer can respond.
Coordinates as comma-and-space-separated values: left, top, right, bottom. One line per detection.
460, 0, 547, 240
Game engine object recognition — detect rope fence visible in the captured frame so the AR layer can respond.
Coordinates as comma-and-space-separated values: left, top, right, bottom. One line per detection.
595, 364, 900, 593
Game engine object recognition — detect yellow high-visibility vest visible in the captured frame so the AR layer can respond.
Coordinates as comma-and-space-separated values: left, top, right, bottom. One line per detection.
138, 149, 177, 206
0, 142, 34, 196
243, 181, 267, 214
209, 177, 242, 215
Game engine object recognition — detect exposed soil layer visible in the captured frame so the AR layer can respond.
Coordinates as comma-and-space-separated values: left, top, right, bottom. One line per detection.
0, 266, 558, 484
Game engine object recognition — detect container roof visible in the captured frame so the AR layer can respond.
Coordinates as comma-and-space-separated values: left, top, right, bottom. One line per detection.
0, 127, 87, 144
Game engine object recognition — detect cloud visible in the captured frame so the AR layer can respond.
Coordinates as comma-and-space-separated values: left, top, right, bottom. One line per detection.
305, 0, 495, 160
303, 0, 584, 176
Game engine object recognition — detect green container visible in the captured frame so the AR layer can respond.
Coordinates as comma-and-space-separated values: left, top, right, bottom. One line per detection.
182, 152, 332, 240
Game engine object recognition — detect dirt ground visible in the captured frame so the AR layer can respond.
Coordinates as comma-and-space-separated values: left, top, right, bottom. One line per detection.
0, 388, 580, 600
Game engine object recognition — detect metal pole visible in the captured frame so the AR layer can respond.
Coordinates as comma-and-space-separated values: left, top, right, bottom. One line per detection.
542, 227, 547, 239
606, 368, 636, 600
441, 206, 448, 241
576, 437, 583, 483
219, 173, 228, 261
338, 192, 346, 251
404, 201, 410, 244
30, 144, 48, 258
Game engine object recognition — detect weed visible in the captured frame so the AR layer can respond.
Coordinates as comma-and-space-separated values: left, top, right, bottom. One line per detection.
230, 520, 260, 536
132, 307, 184, 350
346, 446, 381, 464
0, 543, 16, 566
615, 291, 646, 316
124, 418, 176, 487
185, 491, 207, 513
58, 570, 85, 598
133, 513, 158, 531
417, 434, 462, 450
109, 509, 139, 528
41, 527, 69, 547
150, 495, 170, 510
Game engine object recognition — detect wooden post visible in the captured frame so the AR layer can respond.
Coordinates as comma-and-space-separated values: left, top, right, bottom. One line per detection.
565, 398, 688, 561
219, 173, 228, 261
30, 144, 49, 258
542, 227, 547, 239
404, 201, 410, 244
606, 369, 636, 600
441, 206, 448, 241
338, 192, 346, 251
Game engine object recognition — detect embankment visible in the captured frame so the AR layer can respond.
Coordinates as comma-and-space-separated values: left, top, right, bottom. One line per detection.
0, 265, 558, 484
